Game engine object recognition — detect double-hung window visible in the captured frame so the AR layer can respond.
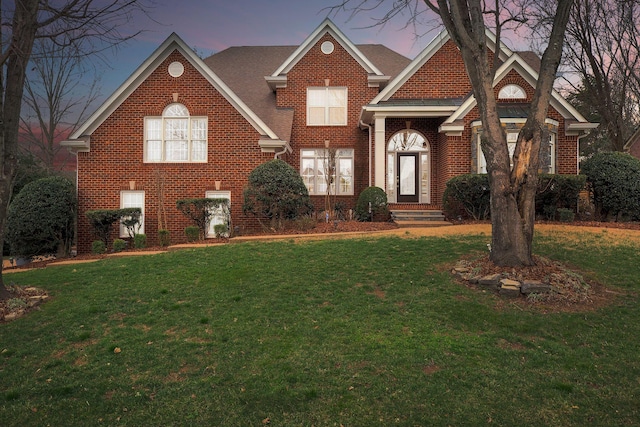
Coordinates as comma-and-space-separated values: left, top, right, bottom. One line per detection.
301, 149, 354, 195
307, 87, 347, 126
145, 103, 207, 162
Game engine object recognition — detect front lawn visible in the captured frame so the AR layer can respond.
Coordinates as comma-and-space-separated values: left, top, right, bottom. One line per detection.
1, 229, 639, 426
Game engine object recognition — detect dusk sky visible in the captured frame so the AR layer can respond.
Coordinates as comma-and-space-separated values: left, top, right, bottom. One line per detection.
98, 1, 440, 94
92, 1, 528, 109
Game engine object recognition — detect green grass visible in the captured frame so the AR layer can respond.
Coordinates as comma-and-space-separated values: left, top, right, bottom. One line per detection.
1, 232, 639, 426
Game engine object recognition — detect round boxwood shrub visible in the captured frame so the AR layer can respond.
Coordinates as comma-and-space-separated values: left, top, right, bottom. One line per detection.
6, 176, 76, 257
581, 152, 640, 220
243, 159, 313, 229
354, 186, 388, 222
91, 240, 106, 254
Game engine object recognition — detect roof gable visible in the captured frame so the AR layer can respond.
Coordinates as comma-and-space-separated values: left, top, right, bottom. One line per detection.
443, 52, 591, 125
67, 33, 281, 144
268, 18, 385, 83
371, 28, 512, 104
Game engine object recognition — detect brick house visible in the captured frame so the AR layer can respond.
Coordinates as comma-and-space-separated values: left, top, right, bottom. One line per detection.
63, 19, 596, 253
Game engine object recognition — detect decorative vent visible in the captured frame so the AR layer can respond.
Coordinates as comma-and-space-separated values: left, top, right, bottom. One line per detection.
168, 61, 184, 78
321, 41, 334, 55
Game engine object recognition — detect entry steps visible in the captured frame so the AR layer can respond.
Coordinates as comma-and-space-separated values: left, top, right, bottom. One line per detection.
390, 209, 451, 228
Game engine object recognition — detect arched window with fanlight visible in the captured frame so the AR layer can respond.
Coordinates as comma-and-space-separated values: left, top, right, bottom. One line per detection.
144, 103, 207, 162
498, 84, 527, 100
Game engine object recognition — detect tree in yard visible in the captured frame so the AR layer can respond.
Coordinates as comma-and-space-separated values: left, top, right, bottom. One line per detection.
554, 0, 640, 153
0, 0, 149, 299
332, 0, 574, 266
19, 37, 101, 171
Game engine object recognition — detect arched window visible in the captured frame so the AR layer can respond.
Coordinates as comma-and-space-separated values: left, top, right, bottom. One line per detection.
498, 84, 526, 100
144, 103, 207, 162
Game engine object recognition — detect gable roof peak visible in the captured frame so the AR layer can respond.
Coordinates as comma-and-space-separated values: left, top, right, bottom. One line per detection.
270, 18, 384, 77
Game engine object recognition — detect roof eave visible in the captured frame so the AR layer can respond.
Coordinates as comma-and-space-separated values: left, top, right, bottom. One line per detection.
60, 137, 90, 153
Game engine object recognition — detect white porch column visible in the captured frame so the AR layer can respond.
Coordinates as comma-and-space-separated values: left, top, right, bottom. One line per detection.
374, 115, 386, 189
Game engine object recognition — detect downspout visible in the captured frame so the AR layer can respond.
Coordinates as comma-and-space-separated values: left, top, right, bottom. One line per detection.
274, 143, 289, 159
360, 120, 372, 187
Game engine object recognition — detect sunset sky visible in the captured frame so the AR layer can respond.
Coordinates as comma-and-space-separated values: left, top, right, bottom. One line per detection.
89, 1, 528, 114
99, 1, 438, 92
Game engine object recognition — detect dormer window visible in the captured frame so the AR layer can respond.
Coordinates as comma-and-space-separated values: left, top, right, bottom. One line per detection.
498, 84, 526, 100
307, 87, 347, 126
144, 103, 207, 163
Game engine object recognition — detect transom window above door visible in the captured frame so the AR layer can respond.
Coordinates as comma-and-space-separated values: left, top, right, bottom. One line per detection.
307, 87, 347, 126
144, 103, 207, 163
388, 130, 429, 152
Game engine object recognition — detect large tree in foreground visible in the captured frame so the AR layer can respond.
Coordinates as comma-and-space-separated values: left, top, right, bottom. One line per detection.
0, 0, 148, 299
333, 0, 574, 266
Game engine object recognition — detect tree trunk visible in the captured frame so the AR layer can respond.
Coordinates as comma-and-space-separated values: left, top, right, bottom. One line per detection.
0, 0, 40, 296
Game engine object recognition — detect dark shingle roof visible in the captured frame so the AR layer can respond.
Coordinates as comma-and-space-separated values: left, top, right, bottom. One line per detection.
203, 44, 410, 141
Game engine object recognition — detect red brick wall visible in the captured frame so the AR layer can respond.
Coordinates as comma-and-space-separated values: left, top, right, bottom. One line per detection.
76, 50, 273, 253
276, 34, 378, 212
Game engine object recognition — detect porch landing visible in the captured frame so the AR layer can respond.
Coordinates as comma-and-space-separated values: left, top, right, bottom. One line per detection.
389, 204, 452, 228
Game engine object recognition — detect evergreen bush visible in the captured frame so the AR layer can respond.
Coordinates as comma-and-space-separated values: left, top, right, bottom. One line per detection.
581, 152, 640, 220
133, 233, 147, 249
91, 240, 106, 255
443, 174, 490, 220
112, 239, 127, 252
243, 159, 313, 229
185, 226, 200, 242
6, 176, 76, 257
354, 187, 388, 222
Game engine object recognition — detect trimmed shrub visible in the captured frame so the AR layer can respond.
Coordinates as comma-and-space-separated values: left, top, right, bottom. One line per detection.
557, 208, 575, 222
213, 223, 229, 238
112, 239, 127, 252
91, 240, 106, 255
443, 174, 490, 220
243, 159, 313, 230
133, 234, 147, 249
86, 209, 122, 246
536, 174, 585, 219
185, 226, 200, 242
158, 229, 171, 247
119, 207, 143, 238
177, 198, 229, 239
581, 152, 640, 221
6, 176, 76, 257
354, 187, 388, 222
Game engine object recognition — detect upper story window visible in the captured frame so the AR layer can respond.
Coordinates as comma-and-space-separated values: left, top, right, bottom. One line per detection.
307, 87, 347, 126
498, 84, 526, 100
144, 103, 207, 163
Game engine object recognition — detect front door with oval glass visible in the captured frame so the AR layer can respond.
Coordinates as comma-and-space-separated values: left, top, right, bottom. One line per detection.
396, 153, 419, 203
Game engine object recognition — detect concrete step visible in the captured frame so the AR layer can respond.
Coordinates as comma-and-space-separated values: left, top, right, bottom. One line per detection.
390, 210, 446, 222
394, 220, 452, 228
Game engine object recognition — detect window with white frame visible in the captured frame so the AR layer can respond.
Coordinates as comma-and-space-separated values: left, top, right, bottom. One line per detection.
205, 191, 231, 238
120, 191, 144, 237
498, 84, 526, 100
301, 148, 354, 195
478, 131, 555, 173
307, 87, 347, 126
145, 103, 207, 162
